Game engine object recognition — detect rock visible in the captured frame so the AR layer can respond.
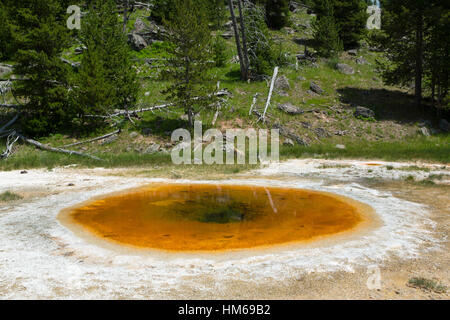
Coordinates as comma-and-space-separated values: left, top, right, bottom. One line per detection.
354, 106, 375, 119
297, 75, 306, 81
284, 27, 295, 35
224, 21, 233, 30
347, 49, 358, 56
439, 119, 450, 132
134, 18, 147, 33
0, 64, 13, 77
101, 135, 118, 145
335, 130, 347, 136
128, 33, 148, 51
275, 75, 290, 92
283, 138, 295, 147
144, 143, 161, 154
129, 132, 139, 139
74, 46, 86, 55
356, 56, 369, 65
278, 103, 303, 115
221, 31, 234, 40
336, 63, 355, 75
419, 127, 430, 136
20, 170, 28, 174
335, 144, 346, 150
314, 127, 329, 138
310, 82, 324, 95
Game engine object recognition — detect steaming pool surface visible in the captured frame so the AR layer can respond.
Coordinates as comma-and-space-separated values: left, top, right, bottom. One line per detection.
59, 183, 372, 251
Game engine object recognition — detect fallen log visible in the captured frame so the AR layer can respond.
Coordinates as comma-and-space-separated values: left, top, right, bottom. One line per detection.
61, 129, 121, 148
15, 133, 102, 161
85, 90, 232, 119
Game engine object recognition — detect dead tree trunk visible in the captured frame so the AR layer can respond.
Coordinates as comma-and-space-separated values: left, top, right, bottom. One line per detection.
237, 0, 250, 73
228, 0, 249, 81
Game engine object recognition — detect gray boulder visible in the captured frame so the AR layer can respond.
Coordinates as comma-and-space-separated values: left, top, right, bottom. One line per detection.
134, 18, 148, 33
144, 143, 161, 154
337, 63, 355, 75
283, 138, 295, 147
356, 57, 369, 65
278, 103, 303, 115
354, 106, 375, 119
275, 75, 291, 92
128, 33, 148, 51
310, 82, 324, 95
347, 49, 358, 56
439, 119, 450, 132
419, 127, 430, 136
0, 64, 13, 77
100, 135, 118, 145
129, 132, 139, 139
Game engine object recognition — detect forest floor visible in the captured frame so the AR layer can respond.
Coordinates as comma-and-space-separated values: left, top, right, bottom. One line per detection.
0, 160, 448, 299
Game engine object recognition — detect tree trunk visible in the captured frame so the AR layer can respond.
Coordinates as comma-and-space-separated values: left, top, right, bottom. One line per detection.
237, 0, 250, 77
228, 0, 248, 81
123, 0, 128, 33
414, 12, 423, 107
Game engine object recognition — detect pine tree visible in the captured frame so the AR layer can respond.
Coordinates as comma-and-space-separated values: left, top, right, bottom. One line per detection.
380, 0, 449, 109
0, 2, 15, 61
75, 0, 138, 128
314, 0, 368, 49
151, 0, 176, 24
265, 0, 290, 30
161, 0, 217, 127
244, 2, 278, 75
12, 0, 73, 136
207, 0, 228, 30
313, 0, 343, 58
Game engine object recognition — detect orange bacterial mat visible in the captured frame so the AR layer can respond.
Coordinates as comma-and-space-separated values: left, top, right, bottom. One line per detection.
63, 184, 368, 251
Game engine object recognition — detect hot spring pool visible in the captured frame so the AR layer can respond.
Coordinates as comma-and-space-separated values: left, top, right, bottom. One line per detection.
59, 183, 373, 252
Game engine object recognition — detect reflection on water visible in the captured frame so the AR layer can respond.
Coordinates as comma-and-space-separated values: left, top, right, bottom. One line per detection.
67, 184, 364, 251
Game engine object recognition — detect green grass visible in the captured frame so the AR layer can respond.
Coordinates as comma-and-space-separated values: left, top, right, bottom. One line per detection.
280, 135, 450, 164
0, 134, 448, 171
0, 191, 23, 202
408, 277, 447, 293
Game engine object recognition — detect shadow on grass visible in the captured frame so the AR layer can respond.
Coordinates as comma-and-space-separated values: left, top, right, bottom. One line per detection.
139, 116, 187, 139
337, 87, 438, 124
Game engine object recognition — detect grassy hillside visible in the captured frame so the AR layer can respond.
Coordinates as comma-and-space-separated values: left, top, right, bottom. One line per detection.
1, 7, 449, 169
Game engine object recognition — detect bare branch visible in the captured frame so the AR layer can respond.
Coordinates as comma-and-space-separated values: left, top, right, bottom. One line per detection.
0, 114, 19, 135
